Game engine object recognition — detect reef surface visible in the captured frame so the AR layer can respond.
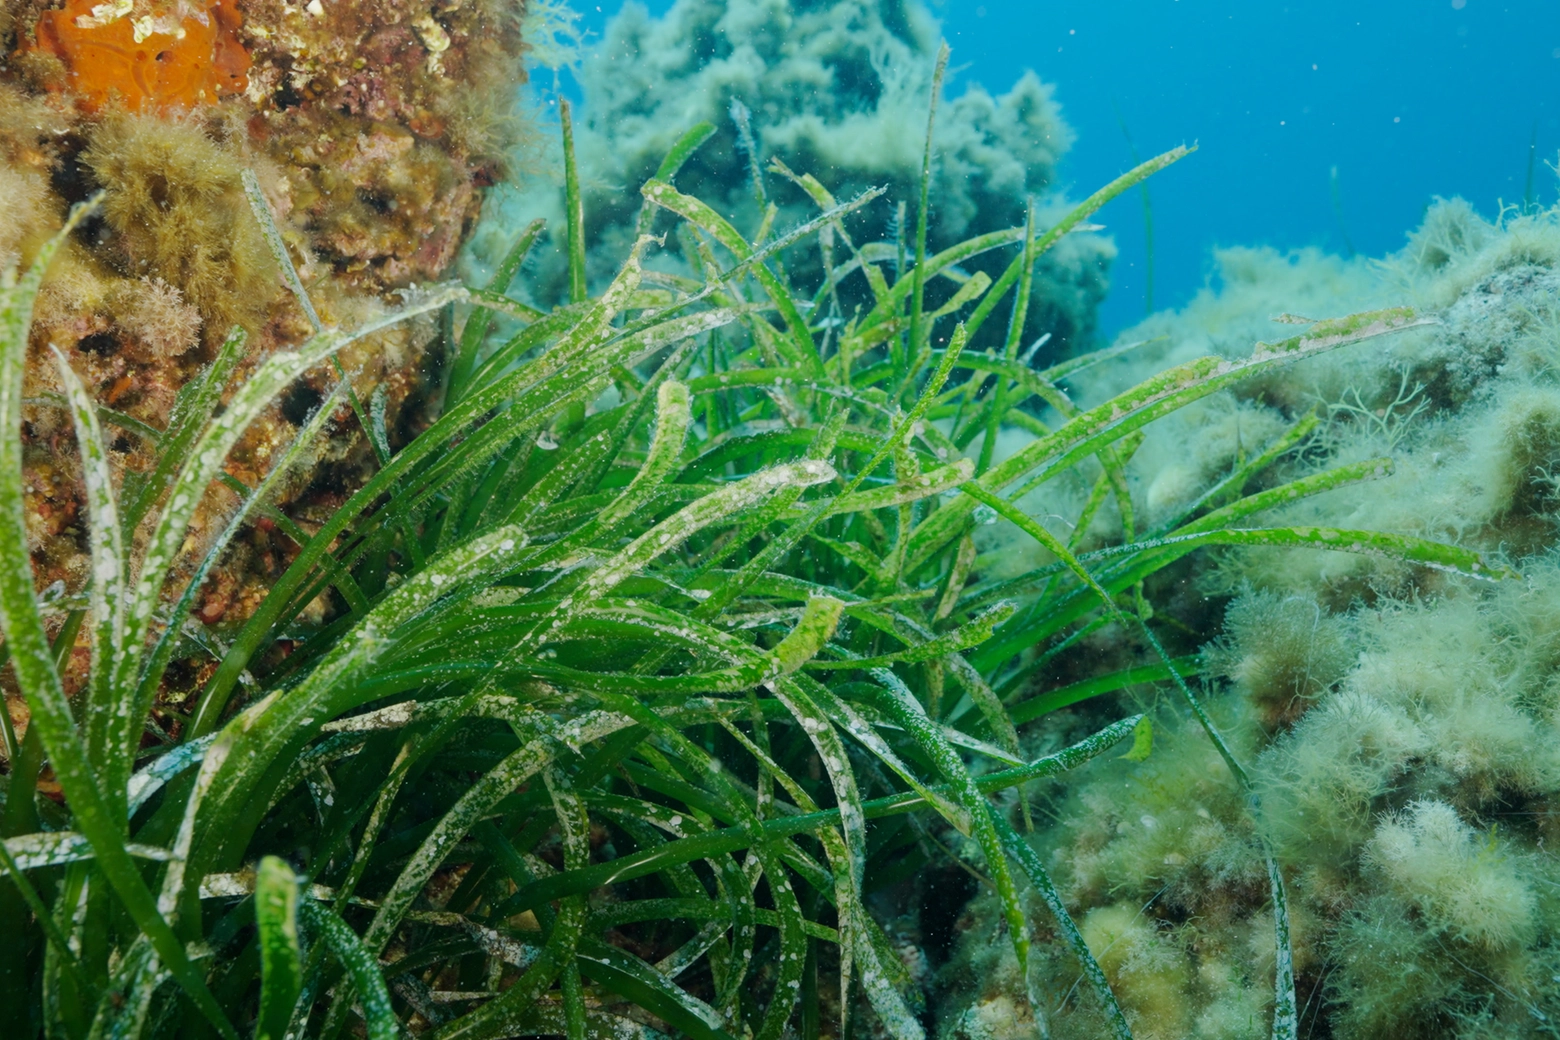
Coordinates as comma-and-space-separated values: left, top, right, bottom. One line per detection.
934, 198, 1560, 1040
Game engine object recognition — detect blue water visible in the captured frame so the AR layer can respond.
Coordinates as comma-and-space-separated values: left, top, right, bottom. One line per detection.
561, 0, 1560, 340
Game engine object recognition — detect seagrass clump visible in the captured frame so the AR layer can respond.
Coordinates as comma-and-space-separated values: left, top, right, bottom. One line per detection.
0, 41, 1500, 1040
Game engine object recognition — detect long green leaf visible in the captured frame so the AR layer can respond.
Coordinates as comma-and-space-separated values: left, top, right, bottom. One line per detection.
299, 899, 397, 1040
634, 122, 718, 239
561, 99, 588, 304
122, 325, 247, 535
596, 379, 691, 528
255, 856, 304, 1040
806, 603, 1013, 669
360, 736, 557, 956
903, 42, 950, 383
990, 811, 1133, 1039
1005, 657, 1203, 723
867, 668, 1029, 975
503, 715, 1138, 910
49, 348, 126, 782
136, 379, 351, 728
976, 197, 1035, 475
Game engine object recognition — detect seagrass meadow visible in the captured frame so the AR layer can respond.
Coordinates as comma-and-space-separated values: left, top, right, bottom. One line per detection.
2, 3, 1558, 1039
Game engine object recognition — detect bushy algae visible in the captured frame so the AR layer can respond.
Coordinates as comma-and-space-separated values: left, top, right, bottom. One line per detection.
939, 197, 1560, 1040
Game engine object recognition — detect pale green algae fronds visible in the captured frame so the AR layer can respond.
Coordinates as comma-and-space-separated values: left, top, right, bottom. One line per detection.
937, 198, 1560, 1038
466, 0, 1115, 356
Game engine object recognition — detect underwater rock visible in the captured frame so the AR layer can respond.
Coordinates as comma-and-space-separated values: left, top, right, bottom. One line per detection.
0, 0, 528, 728
236, 0, 527, 288
469, 0, 1114, 359
935, 199, 1560, 1039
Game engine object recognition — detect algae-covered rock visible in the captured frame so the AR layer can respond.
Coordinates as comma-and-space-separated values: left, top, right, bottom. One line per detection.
0, 0, 530, 728
935, 199, 1560, 1038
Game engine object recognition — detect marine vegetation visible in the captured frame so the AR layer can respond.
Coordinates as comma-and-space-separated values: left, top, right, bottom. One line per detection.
0, 15, 1524, 1031
469, 0, 1114, 359
936, 200, 1560, 1038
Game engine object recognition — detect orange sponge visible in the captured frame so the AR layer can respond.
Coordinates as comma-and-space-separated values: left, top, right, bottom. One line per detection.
27, 0, 250, 113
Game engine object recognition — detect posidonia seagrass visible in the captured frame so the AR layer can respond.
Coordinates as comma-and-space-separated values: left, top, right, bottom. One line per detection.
0, 43, 1506, 1040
